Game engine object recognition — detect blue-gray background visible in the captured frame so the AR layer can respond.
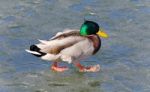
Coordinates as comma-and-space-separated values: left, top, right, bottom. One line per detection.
0, 0, 150, 92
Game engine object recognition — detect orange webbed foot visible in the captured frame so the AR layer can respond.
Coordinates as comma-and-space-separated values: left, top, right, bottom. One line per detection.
51, 62, 68, 72
74, 62, 100, 72
79, 64, 100, 72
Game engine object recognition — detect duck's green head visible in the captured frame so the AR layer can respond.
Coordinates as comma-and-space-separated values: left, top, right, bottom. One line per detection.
80, 20, 109, 38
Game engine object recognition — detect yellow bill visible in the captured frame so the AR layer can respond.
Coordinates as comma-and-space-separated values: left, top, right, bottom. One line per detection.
97, 28, 109, 38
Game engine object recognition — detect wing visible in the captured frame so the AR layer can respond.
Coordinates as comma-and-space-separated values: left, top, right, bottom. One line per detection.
50, 29, 80, 40
36, 31, 85, 55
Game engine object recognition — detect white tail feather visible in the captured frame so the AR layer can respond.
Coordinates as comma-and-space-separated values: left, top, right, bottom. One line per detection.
38, 39, 49, 44
25, 49, 41, 55
50, 32, 63, 40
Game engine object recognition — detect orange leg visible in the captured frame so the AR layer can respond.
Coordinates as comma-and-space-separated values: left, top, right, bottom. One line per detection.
74, 62, 100, 72
51, 62, 68, 72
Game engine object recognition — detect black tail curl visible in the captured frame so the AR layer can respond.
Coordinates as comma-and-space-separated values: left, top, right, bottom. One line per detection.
30, 45, 46, 57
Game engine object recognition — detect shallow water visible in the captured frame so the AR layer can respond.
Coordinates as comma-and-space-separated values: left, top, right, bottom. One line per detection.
0, 0, 150, 92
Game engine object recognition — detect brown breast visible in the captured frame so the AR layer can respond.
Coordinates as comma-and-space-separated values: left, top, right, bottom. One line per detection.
87, 35, 101, 54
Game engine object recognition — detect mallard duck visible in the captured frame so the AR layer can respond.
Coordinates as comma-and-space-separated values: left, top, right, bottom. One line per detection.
26, 20, 108, 72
